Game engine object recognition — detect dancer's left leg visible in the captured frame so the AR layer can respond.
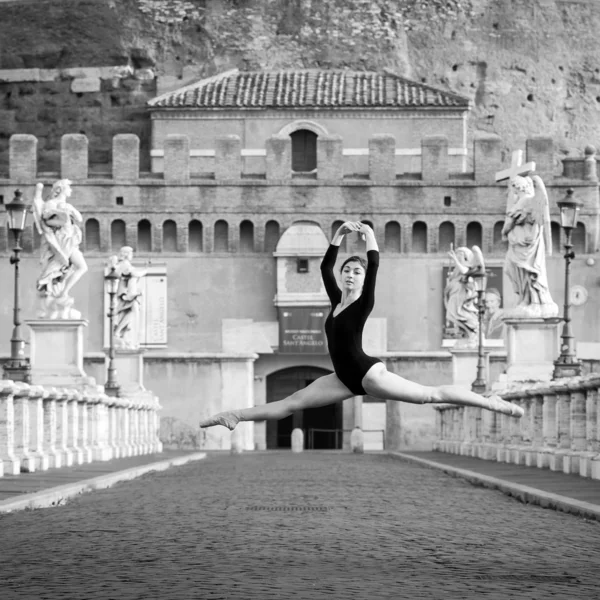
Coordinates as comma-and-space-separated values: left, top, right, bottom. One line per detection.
362, 363, 523, 417
199, 373, 354, 430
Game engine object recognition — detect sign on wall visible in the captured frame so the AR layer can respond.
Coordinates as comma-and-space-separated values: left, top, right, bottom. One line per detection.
103, 263, 168, 349
278, 307, 327, 354
442, 266, 504, 343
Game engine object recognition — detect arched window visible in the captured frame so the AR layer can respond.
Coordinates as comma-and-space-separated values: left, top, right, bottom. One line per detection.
138, 219, 152, 252
411, 221, 428, 253
264, 220, 280, 253
291, 129, 317, 172
111, 219, 126, 251
163, 220, 177, 252
85, 218, 100, 252
438, 221, 455, 253
551, 222, 561, 254
331, 220, 347, 252
240, 220, 254, 253
384, 221, 401, 253
466, 222, 482, 248
214, 220, 229, 252
492, 221, 506, 254
189, 220, 203, 252
572, 222, 586, 255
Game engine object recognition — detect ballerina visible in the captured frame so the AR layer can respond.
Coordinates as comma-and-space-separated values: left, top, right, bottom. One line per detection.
200, 221, 523, 431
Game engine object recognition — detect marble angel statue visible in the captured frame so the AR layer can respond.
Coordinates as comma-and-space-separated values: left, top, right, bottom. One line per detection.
108, 246, 147, 349
32, 179, 88, 319
501, 174, 558, 318
444, 244, 485, 344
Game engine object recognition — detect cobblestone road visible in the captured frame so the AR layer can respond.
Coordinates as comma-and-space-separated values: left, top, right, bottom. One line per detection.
1, 452, 600, 600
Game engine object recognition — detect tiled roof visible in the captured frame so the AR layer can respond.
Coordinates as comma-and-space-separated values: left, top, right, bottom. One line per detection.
149, 69, 470, 110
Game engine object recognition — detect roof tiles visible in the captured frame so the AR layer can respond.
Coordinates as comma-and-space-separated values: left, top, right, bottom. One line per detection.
149, 69, 470, 110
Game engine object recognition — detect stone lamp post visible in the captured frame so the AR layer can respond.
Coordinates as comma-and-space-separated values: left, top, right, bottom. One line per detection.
553, 188, 583, 379
471, 265, 488, 394
104, 265, 121, 397
3, 189, 31, 383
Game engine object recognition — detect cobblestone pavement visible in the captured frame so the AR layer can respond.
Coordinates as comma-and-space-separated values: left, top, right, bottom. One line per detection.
1, 451, 600, 600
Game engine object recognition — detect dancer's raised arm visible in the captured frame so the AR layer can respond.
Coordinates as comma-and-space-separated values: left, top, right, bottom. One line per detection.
320, 221, 360, 305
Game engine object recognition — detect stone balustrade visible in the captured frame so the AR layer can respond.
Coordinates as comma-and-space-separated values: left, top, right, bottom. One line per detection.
433, 374, 600, 480
0, 380, 162, 477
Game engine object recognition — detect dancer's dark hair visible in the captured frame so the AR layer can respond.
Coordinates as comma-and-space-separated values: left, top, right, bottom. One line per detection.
340, 255, 368, 272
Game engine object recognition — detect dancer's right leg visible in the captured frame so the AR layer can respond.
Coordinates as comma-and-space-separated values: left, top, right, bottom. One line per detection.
199, 373, 354, 430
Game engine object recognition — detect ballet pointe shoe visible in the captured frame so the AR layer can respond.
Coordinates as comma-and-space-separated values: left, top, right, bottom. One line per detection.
199, 410, 243, 431
486, 395, 524, 418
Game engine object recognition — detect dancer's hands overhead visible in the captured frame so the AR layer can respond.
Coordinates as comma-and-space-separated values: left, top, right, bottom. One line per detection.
337, 221, 362, 236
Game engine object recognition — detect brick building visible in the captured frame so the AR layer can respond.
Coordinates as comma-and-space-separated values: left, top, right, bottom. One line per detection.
1, 69, 599, 452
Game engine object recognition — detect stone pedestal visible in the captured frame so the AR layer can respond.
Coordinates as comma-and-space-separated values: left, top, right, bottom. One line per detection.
494, 318, 560, 387
26, 320, 95, 388
449, 347, 490, 389
107, 348, 149, 399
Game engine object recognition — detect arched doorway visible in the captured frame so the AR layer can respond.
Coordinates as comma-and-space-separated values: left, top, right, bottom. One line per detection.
266, 366, 343, 450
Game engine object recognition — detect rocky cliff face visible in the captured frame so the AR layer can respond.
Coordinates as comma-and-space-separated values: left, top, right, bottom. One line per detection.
2, 0, 600, 169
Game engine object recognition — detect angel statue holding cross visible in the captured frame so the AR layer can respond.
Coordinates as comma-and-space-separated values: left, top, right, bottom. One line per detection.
500, 170, 558, 318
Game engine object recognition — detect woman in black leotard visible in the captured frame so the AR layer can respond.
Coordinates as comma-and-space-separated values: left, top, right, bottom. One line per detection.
200, 221, 523, 431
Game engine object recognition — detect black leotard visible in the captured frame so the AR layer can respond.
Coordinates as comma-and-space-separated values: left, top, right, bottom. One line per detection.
320, 244, 382, 395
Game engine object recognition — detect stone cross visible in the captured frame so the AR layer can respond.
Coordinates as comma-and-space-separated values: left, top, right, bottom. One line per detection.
495, 149, 536, 182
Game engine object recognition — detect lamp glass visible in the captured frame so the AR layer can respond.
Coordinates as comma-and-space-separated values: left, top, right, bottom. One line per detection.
472, 272, 488, 293
559, 204, 580, 229
6, 204, 28, 232
104, 270, 120, 295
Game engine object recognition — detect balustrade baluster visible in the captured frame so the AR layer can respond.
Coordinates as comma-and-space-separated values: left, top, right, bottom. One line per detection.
0, 383, 18, 475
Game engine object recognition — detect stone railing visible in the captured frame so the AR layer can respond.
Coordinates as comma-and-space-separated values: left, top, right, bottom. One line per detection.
0, 380, 163, 477
433, 374, 600, 480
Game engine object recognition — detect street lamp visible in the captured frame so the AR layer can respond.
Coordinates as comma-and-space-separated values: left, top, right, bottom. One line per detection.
471, 266, 488, 394
553, 188, 583, 379
104, 265, 121, 397
3, 189, 31, 383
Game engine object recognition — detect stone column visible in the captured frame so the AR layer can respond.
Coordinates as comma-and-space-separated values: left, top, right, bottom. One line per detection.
550, 387, 571, 472
529, 392, 544, 467
538, 391, 558, 468
131, 407, 140, 456
113, 134, 140, 180
266, 135, 291, 180
57, 393, 74, 467
369, 134, 396, 182
526, 136, 554, 181
0, 385, 18, 475
421, 136, 449, 182
385, 400, 402, 452
28, 386, 47, 471
474, 134, 502, 183
14, 386, 36, 472
43, 390, 61, 469
93, 400, 112, 461
567, 383, 589, 476
61, 134, 89, 180
69, 391, 84, 465
317, 135, 344, 180
122, 402, 132, 457
9, 133, 37, 182
164, 134, 190, 183
108, 401, 119, 459
79, 397, 93, 463
215, 135, 242, 180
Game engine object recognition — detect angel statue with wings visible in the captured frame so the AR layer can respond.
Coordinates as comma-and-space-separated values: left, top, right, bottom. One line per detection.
501, 174, 558, 318
444, 244, 486, 345
108, 246, 147, 349
32, 179, 88, 319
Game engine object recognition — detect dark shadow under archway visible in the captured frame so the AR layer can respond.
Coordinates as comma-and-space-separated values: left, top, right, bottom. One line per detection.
266, 366, 342, 450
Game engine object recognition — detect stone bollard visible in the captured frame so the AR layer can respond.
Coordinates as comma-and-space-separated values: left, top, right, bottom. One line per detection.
291, 428, 304, 453
350, 426, 364, 454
